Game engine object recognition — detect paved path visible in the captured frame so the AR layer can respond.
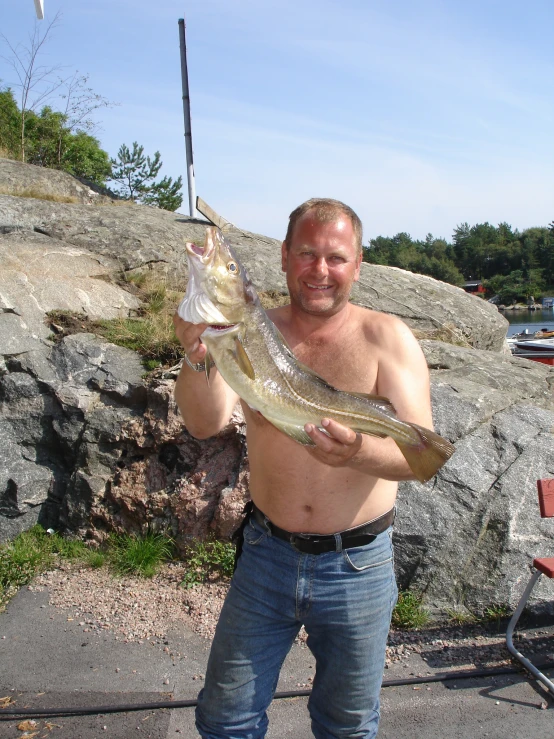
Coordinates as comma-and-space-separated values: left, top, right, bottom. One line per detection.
1, 587, 553, 737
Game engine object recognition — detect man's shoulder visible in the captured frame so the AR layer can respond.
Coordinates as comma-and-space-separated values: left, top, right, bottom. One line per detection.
351, 305, 421, 360
351, 303, 409, 335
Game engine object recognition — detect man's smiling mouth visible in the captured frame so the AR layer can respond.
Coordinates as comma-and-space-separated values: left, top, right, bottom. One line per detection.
306, 283, 332, 290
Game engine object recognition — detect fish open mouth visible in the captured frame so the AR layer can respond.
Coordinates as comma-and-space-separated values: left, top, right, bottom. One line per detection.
189, 243, 204, 256
203, 323, 238, 336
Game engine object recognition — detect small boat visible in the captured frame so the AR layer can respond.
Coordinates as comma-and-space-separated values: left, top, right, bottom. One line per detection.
510, 333, 554, 366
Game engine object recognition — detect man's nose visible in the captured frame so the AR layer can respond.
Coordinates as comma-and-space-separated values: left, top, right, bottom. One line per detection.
313, 257, 328, 277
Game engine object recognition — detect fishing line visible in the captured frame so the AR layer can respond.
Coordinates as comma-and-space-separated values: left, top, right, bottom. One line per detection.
2, 660, 553, 719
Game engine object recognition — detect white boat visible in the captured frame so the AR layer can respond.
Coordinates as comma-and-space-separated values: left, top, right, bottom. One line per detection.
510, 331, 554, 365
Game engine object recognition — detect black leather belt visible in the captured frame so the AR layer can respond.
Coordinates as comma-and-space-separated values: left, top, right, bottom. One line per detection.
251, 504, 395, 555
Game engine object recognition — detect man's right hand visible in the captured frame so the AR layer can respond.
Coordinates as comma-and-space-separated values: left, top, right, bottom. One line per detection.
173, 313, 209, 364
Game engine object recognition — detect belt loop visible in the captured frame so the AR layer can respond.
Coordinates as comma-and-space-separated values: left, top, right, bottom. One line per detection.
334, 533, 343, 553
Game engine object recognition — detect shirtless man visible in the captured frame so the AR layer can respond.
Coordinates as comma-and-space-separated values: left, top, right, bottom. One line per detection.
173, 198, 434, 739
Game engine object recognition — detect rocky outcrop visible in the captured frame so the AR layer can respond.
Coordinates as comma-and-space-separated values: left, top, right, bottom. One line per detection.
0, 229, 140, 352
0, 158, 114, 204
353, 265, 508, 352
398, 342, 554, 614
1, 159, 553, 618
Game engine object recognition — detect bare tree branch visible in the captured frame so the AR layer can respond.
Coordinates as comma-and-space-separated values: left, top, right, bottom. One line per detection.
0, 11, 66, 161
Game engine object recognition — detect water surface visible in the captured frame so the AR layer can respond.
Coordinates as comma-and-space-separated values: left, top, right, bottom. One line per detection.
501, 309, 554, 337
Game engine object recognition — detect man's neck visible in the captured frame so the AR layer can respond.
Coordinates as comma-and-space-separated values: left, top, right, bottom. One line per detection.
286, 301, 355, 344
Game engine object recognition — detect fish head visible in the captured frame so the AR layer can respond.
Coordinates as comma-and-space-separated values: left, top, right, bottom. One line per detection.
177, 227, 255, 331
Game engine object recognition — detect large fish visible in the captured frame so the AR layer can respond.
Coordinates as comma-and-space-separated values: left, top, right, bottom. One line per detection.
177, 227, 454, 482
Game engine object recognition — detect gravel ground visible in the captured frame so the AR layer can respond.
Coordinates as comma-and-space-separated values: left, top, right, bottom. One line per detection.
28, 562, 554, 672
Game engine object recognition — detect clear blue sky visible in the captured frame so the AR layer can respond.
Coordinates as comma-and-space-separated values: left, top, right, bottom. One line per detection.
1, 1, 553, 244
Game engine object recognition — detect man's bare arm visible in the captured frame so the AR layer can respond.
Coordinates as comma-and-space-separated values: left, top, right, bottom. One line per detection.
304, 316, 433, 480
173, 314, 240, 439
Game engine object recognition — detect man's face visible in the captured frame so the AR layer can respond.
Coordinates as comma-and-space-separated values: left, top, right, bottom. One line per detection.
281, 211, 362, 317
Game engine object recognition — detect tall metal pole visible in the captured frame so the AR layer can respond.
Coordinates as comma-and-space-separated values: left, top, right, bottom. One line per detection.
178, 17, 197, 218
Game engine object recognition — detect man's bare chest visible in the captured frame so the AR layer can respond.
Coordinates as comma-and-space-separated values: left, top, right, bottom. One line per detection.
292, 337, 378, 394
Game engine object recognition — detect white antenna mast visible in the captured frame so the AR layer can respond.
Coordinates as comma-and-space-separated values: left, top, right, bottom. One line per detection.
33, 0, 44, 19
178, 16, 197, 218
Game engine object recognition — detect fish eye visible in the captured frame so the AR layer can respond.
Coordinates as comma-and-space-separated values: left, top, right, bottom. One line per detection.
227, 261, 239, 274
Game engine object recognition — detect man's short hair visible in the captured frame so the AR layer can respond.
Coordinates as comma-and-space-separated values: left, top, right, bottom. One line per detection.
284, 198, 363, 255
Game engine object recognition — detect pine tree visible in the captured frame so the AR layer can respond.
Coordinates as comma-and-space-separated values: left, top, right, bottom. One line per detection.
109, 142, 183, 211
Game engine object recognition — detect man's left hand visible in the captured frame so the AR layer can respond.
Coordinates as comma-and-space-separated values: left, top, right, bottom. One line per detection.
304, 418, 363, 467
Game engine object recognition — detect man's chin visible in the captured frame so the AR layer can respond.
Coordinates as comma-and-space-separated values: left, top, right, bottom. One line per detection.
294, 293, 346, 316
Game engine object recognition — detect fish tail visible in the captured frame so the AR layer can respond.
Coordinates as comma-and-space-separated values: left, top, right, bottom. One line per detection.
396, 424, 455, 483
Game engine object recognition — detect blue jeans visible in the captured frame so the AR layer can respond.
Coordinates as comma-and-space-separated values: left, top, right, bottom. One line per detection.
195, 513, 397, 739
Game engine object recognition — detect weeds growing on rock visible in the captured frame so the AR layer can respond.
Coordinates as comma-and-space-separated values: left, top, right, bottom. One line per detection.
481, 603, 511, 628
445, 607, 479, 626
391, 590, 430, 629
0, 186, 79, 203
46, 269, 186, 367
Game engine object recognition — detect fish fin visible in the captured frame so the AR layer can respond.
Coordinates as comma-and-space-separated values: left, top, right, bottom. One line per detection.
272, 324, 342, 393
234, 337, 256, 380
345, 392, 397, 414
294, 361, 338, 391
265, 417, 315, 446
395, 424, 455, 483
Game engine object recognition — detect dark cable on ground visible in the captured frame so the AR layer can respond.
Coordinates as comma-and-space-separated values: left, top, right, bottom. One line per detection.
1, 660, 553, 720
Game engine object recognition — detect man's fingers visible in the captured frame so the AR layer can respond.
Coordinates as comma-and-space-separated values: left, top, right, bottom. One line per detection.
320, 418, 359, 445
305, 423, 335, 451
173, 314, 208, 361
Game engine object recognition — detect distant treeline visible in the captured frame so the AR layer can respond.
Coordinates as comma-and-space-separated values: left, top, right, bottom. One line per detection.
363, 221, 554, 304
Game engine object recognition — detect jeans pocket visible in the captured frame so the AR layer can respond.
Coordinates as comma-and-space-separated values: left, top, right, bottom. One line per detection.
342, 531, 394, 572
243, 516, 269, 547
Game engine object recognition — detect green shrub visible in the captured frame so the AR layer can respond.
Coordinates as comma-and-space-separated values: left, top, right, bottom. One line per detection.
181, 539, 235, 588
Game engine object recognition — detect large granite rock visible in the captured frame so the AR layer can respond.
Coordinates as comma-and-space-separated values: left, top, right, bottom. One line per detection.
0, 157, 114, 204
0, 230, 140, 349
1, 159, 552, 619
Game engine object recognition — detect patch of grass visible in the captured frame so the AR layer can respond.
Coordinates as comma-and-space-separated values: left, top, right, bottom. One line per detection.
181, 539, 236, 588
445, 607, 479, 626
482, 603, 511, 626
391, 590, 430, 630
123, 271, 148, 289
107, 532, 174, 578
413, 322, 472, 348
142, 358, 162, 372
0, 526, 90, 607
0, 186, 79, 204
258, 289, 290, 309
86, 551, 107, 569
46, 270, 186, 367
0, 526, 52, 596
